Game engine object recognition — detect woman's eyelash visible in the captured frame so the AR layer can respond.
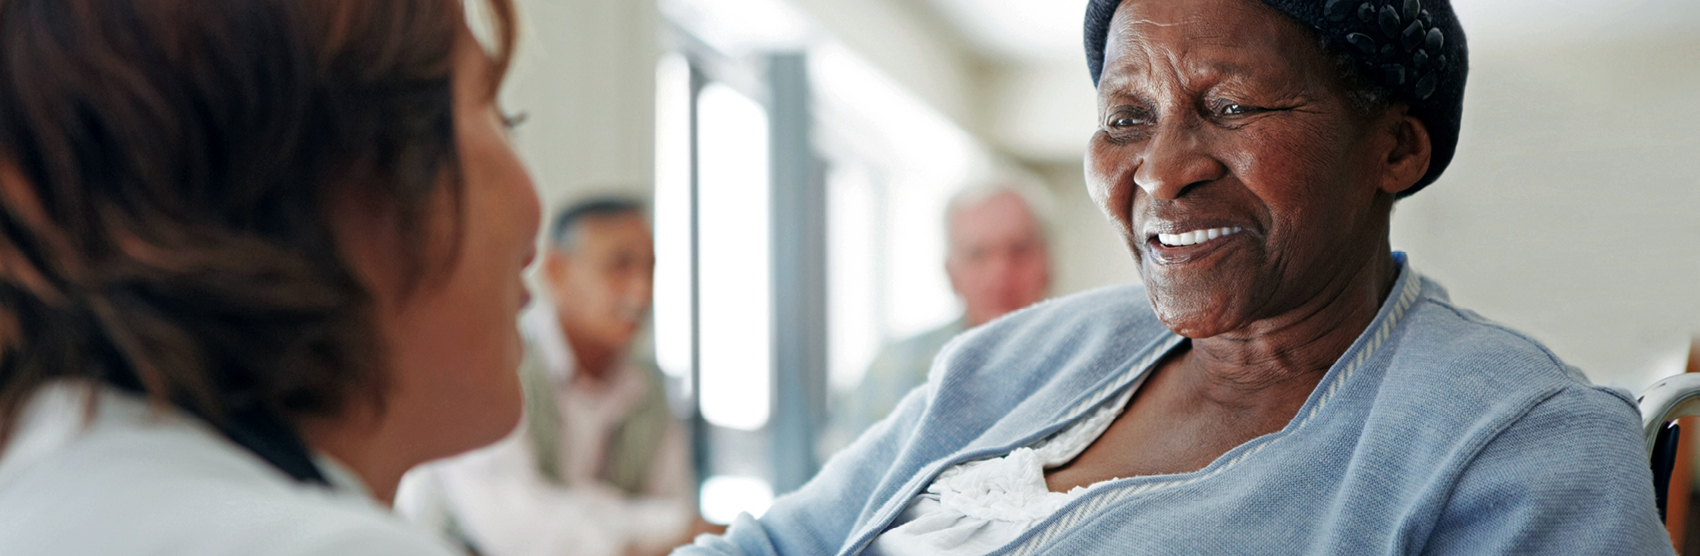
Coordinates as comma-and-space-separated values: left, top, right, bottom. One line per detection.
501, 111, 529, 130
1210, 99, 1257, 116
1105, 110, 1149, 128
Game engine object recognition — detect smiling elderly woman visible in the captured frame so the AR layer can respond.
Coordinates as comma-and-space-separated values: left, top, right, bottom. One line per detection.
681, 0, 1671, 554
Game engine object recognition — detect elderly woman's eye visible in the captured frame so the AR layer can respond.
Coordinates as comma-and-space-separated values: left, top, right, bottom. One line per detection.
1106, 112, 1145, 128
1211, 98, 1277, 118
1214, 102, 1260, 117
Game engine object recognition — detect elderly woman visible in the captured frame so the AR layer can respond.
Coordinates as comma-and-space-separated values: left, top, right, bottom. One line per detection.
683, 0, 1671, 554
0, 1, 540, 554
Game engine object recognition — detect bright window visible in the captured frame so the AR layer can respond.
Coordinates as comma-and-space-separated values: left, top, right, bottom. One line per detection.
695, 83, 773, 432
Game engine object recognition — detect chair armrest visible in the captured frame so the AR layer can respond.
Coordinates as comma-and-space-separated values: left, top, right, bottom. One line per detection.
1641, 374, 1700, 456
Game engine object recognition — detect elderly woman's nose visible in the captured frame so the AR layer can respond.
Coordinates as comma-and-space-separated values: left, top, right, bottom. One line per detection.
1132, 124, 1226, 200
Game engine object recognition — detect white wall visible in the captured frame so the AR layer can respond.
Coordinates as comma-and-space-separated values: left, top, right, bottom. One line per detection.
785, 0, 983, 131
1390, 34, 1700, 390
982, 61, 1098, 163
504, 0, 660, 212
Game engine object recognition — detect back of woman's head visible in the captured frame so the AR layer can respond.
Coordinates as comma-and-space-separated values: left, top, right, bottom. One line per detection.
0, 0, 515, 443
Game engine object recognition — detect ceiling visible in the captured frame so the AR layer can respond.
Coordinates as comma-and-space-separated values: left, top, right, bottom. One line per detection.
921, 0, 1700, 64
923, 0, 1086, 63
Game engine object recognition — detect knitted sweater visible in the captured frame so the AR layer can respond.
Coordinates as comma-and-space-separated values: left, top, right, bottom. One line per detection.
679, 255, 1672, 555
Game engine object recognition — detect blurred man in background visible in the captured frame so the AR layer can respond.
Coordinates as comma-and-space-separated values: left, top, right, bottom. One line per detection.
397, 198, 711, 556
826, 182, 1053, 451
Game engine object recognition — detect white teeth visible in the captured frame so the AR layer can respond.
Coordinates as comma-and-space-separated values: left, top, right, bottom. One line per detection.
1157, 226, 1245, 247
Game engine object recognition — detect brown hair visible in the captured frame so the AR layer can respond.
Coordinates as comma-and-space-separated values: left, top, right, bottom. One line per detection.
0, 0, 517, 446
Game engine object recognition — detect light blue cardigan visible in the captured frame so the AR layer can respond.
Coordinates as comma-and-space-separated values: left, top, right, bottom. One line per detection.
680, 257, 1673, 555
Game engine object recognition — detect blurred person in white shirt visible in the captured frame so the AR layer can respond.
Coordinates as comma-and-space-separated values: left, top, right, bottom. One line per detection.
825, 182, 1054, 453
397, 198, 715, 556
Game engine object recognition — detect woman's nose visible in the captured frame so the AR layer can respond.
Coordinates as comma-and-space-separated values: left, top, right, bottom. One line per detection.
1132, 122, 1226, 201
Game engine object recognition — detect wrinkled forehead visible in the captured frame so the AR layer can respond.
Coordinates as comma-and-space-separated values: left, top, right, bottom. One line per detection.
1099, 0, 1329, 91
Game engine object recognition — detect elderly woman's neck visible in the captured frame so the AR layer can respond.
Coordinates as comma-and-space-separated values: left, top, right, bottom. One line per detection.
1187, 249, 1400, 398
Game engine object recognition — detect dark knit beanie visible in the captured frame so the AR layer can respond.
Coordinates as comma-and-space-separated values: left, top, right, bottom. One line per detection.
1084, 0, 1468, 195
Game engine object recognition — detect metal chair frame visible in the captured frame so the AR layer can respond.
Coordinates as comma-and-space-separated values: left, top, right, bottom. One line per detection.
1640, 373, 1700, 523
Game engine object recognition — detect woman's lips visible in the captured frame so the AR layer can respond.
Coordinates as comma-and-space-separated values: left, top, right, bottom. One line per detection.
518, 249, 538, 309
1146, 226, 1247, 264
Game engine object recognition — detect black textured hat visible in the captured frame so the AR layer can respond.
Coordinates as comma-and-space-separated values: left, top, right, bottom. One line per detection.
1084, 0, 1467, 196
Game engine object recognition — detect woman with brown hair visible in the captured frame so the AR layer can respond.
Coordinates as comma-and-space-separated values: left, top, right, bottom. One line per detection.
0, 0, 541, 553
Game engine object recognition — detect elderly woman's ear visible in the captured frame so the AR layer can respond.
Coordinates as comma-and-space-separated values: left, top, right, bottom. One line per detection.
1375, 105, 1433, 196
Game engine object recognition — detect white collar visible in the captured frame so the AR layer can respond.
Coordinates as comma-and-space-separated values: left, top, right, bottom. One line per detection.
310, 452, 374, 500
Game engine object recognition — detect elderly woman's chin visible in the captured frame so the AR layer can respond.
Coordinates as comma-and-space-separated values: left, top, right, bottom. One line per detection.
1126, 233, 1272, 338
1140, 270, 1265, 338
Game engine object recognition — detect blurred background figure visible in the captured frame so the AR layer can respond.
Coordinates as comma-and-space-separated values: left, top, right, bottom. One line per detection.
825, 182, 1052, 451
943, 183, 1054, 332
397, 198, 712, 556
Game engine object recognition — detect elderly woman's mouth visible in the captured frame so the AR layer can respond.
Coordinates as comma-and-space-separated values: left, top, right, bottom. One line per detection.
1156, 227, 1245, 248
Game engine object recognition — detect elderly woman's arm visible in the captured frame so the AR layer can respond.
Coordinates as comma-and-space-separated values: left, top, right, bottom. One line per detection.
674, 382, 934, 556
1418, 385, 1673, 555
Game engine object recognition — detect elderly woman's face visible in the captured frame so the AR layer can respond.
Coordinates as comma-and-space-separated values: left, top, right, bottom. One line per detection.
1087, 0, 1403, 338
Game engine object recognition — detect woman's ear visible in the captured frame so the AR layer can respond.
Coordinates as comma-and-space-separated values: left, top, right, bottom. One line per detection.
1378, 105, 1432, 195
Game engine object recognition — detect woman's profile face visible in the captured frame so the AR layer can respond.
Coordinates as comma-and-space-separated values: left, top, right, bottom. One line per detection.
344, 27, 541, 459
1086, 0, 1401, 338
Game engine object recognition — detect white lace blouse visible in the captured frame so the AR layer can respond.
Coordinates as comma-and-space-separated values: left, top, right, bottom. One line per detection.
863, 374, 1148, 556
